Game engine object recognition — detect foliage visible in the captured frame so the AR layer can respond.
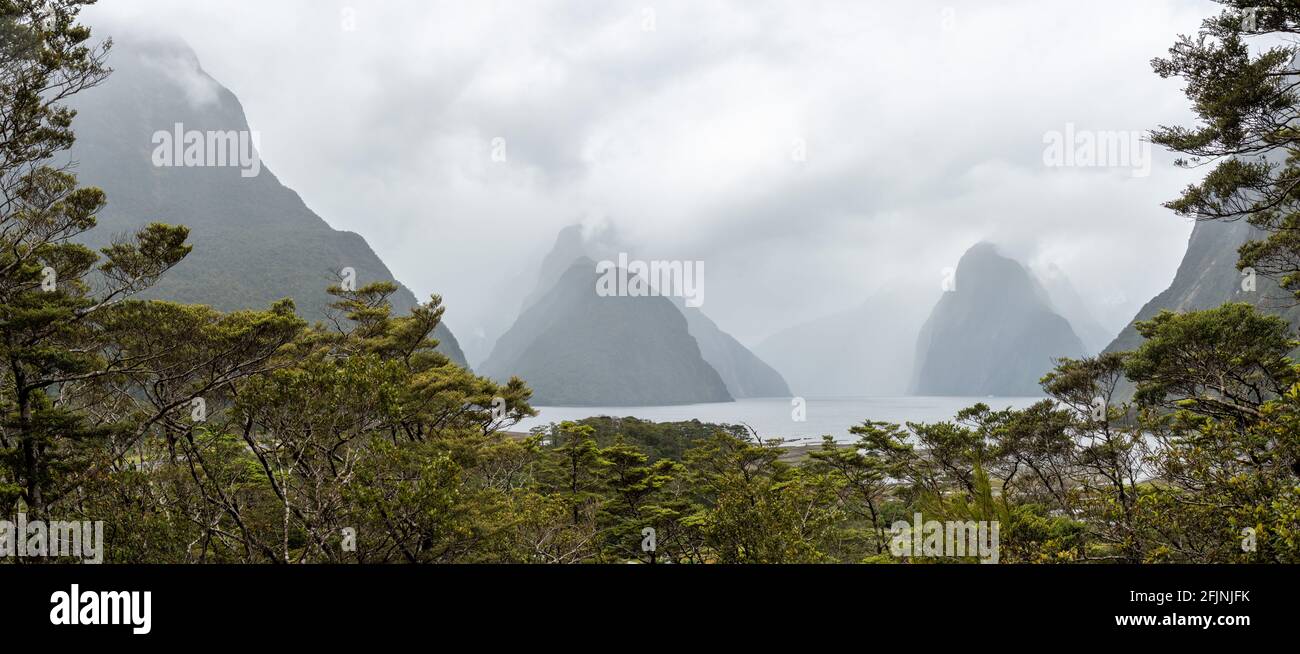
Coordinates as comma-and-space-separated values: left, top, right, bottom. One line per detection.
3, 0, 1299, 564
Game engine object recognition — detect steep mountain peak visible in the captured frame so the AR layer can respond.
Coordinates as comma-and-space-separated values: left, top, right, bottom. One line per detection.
482, 260, 733, 406
523, 224, 596, 311
953, 241, 1036, 296
965, 240, 1001, 256
487, 225, 788, 403
912, 242, 1085, 396
69, 33, 467, 365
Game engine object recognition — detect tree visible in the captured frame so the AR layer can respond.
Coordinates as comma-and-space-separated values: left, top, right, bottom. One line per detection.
808, 421, 913, 555
1151, 1, 1300, 295
526, 421, 606, 561
0, 0, 212, 518
1039, 354, 1148, 561
597, 438, 679, 563
682, 431, 840, 563
1123, 305, 1300, 562
192, 282, 534, 563
1127, 304, 1298, 427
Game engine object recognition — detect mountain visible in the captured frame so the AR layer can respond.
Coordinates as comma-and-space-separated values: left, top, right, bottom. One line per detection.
488, 225, 788, 400
461, 225, 616, 369
675, 300, 791, 398
911, 243, 1086, 396
522, 224, 593, 312
1038, 263, 1115, 355
67, 36, 467, 366
479, 260, 733, 406
755, 283, 935, 397
1105, 219, 1300, 355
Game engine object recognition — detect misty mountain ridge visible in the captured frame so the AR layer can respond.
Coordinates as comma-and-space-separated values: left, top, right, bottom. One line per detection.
755, 281, 936, 397
63, 36, 1127, 404
1106, 218, 1300, 356
911, 242, 1087, 396
464, 224, 622, 367
757, 251, 1104, 398
1036, 263, 1117, 355
479, 225, 789, 404
480, 259, 733, 406
65, 36, 467, 366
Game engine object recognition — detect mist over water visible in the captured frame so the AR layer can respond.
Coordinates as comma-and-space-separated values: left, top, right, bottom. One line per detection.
83, 1, 1205, 349
513, 396, 1046, 442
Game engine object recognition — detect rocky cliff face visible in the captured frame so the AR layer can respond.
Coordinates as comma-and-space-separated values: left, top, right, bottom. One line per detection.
68, 36, 466, 365
480, 260, 733, 406
911, 243, 1085, 396
482, 226, 787, 403
1106, 219, 1300, 357
676, 301, 791, 398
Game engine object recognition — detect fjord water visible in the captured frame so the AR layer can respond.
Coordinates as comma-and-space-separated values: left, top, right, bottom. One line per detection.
513, 396, 1045, 443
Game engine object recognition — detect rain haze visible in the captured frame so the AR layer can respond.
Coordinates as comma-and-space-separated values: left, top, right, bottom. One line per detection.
85, 0, 1210, 356
9, 0, 1300, 593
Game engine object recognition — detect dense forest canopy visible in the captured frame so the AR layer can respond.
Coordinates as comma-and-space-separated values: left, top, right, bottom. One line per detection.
0, 0, 1297, 563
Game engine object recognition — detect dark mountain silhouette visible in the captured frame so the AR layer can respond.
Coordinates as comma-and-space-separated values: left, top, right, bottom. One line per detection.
486, 225, 787, 401
911, 243, 1086, 396
480, 260, 732, 406
1105, 219, 1300, 355
67, 36, 466, 365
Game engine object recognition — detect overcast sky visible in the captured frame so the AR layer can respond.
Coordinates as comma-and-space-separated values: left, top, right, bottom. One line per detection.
86, 0, 1214, 351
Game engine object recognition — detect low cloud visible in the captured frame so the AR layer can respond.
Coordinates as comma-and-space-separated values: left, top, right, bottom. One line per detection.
85, 0, 1211, 345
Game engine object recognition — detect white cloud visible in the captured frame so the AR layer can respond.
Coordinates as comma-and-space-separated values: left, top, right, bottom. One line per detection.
85, 0, 1215, 346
